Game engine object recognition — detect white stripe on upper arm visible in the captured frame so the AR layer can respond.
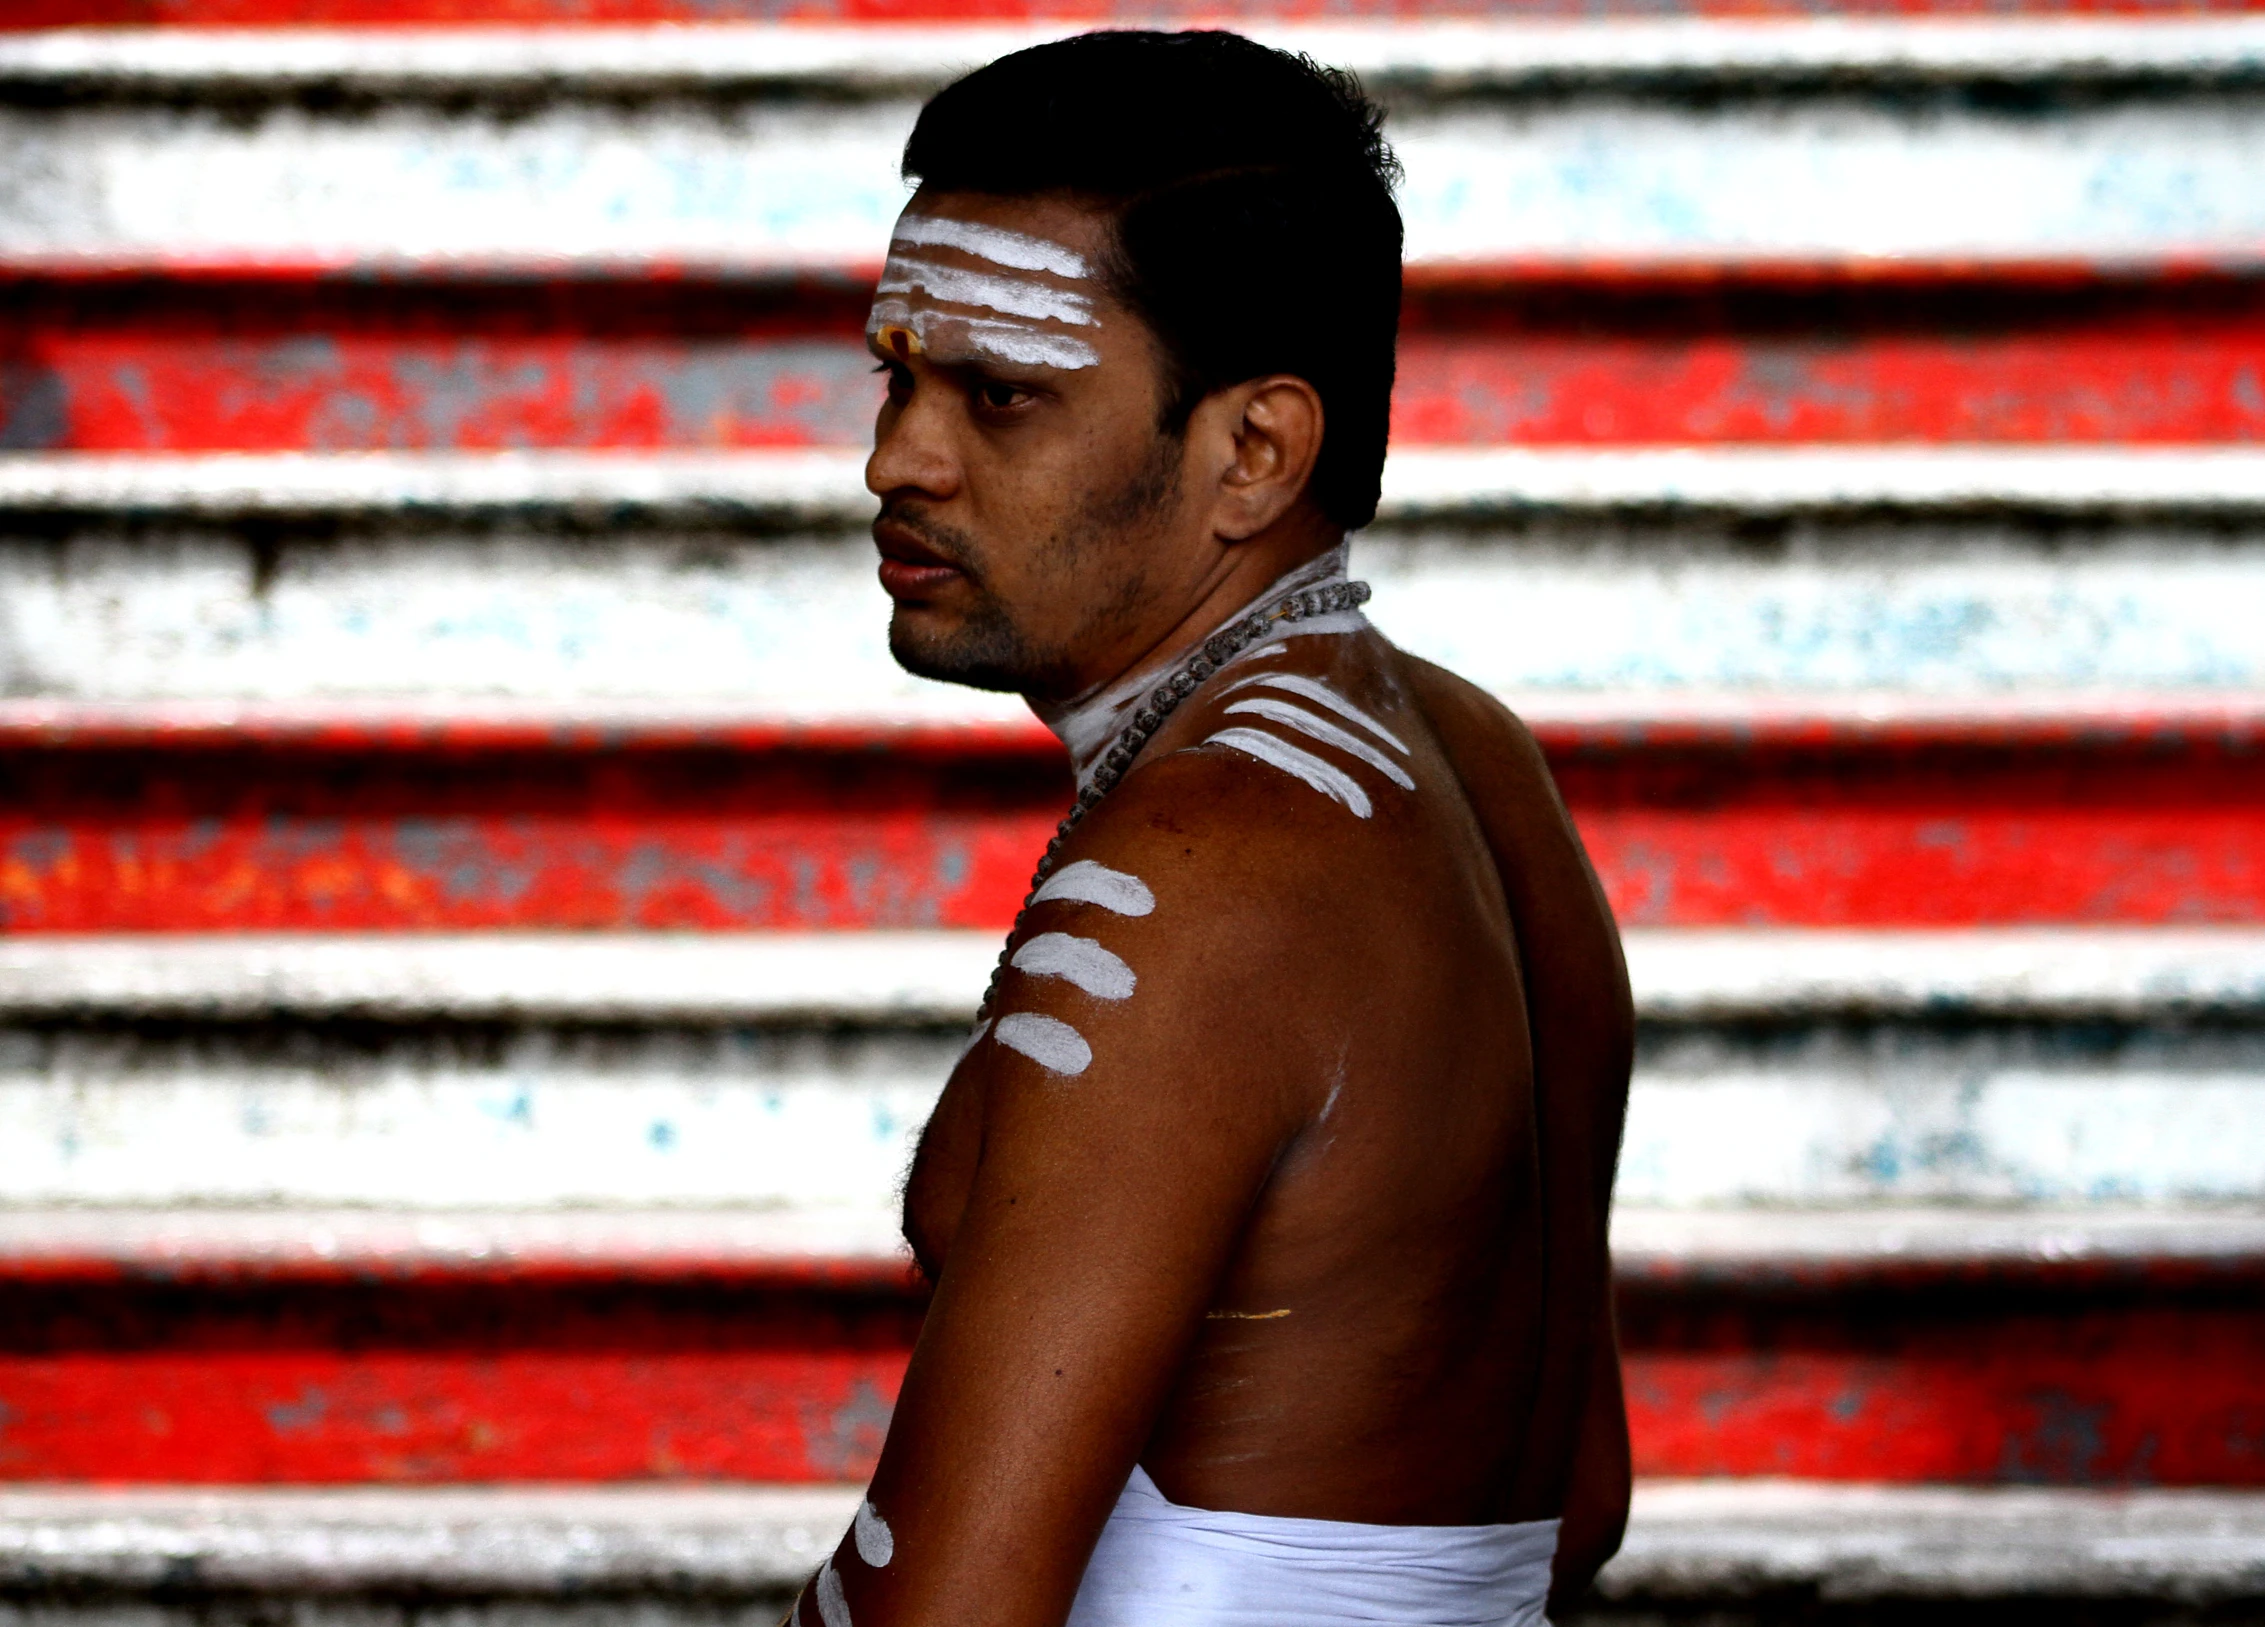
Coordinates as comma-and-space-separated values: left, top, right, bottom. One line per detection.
1225, 672, 1411, 755
815, 1561, 852, 1627
1223, 696, 1416, 791
1203, 726, 1374, 819
992, 1011, 1094, 1076
1029, 860, 1155, 916
853, 1500, 894, 1568
1011, 932, 1136, 1000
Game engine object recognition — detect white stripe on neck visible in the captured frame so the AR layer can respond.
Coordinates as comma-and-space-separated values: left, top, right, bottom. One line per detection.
1044, 546, 1361, 791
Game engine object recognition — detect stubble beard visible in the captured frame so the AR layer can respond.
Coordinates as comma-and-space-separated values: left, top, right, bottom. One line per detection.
885, 433, 1182, 698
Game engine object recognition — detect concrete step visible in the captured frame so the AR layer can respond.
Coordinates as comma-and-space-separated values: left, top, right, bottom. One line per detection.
0, 1477, 2261, 1621
5, 31, 2265, 273
12, 274, 2265, 457
15, 447, 2265, 517
9, 1203, 2264, 1279
4, 1010, 2262, 1208
6, 475, 2265, 705
0, 1203, 2257, 1483
4, 928, 2261, 1023
10, 19, 2265, 95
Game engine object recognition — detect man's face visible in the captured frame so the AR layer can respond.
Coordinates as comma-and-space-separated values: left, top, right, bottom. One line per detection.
865, 190, 1196, 701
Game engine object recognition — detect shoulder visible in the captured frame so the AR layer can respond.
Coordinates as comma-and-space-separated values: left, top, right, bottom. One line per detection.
1392, 652, 1552, 782
1152, 641, 1429, 830
1390, 648, 1635, 1050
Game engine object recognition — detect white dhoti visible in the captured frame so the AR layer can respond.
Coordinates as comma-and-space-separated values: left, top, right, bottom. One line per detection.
1064, 1466, 1560, 1627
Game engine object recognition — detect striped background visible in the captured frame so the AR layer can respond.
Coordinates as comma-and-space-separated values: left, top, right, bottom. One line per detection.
2, 0, 2264, 1610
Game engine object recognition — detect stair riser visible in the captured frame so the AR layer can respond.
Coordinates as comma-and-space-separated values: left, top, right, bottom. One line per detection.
2, 1269, 2259, 1483
2, 1019, 2260, 1208
5, 524, 2264, 703
12, 275, 2265, 453
8, 93, 2265, 268
6, 723, 2261, 929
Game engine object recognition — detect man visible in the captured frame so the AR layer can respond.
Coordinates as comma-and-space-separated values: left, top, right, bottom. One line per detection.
793, 31, 1632, 1627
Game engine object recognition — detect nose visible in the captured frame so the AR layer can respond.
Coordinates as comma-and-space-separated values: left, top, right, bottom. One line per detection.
866, 370, 961, 504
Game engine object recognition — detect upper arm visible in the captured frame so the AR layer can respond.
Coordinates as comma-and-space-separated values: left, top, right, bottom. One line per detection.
813, 761, 1341, 1627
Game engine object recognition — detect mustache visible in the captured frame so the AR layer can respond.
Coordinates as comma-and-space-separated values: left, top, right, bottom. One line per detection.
876, 500, 985, 574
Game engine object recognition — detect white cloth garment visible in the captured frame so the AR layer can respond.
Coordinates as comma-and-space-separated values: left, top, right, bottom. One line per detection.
1064, 1466, 1560, 1627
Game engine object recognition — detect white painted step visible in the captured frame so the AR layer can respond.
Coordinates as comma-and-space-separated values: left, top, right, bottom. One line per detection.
0, 1480, 2258, 1601
1606, 1480, 2265, 1601
4, 930, 2263, 1023
7, 477, 2265, 700
17, 448, 2265, 518
6, 86, 2265, 269
4, 1204, 2260, 1275
0, 1483, 857, 1594
10, 20, 2265, 93
3, 988, 2261, 1209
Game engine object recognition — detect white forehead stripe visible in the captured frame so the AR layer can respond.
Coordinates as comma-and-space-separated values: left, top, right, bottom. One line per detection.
878, 255, 1096, 326
867, 299, 1099, 371
993, 1011, 1094, 1076
1030, 860, 1155, 916
894, 214, 1091, 279
1225, 696, 1415, 791
1206, 727, 1373, 819
1229, 673, 1411, 755
1013, 932, 1136, 1000
853, 1501, 894, 1568
815, 1561, 852, 1627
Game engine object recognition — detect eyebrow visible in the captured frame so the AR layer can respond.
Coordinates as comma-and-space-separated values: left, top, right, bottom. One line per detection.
892, 214, 1092, 279
867, 301, 1101, 371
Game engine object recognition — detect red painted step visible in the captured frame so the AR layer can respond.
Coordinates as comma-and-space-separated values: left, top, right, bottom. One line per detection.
4, 0, 2259, 27
2, 1252, 2259, 1484
9, 273, 2265, 454
2, 711, 2260, 932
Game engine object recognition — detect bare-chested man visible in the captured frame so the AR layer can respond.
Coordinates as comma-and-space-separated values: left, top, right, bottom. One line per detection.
791, 31, 1633, 1627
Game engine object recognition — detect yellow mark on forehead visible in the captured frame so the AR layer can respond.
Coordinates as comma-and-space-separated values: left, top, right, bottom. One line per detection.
1205, 1308, 1294, 1321
868, 209, 1103, 372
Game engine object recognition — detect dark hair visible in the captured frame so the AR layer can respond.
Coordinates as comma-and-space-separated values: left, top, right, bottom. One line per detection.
903, 30, 1404, 531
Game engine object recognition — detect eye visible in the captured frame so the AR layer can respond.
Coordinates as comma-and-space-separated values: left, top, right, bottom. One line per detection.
874, 360, 913, 402
973, 379, 1032, 414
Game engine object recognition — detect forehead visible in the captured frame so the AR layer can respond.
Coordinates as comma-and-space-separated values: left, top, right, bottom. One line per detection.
870, 188, 1136, 374
902, 189, 1116, 270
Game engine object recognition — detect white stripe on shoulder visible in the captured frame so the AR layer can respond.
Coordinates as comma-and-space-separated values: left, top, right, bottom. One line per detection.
1224, 696, 1416, 791
1029, 860, 1155, 916
993, 1011, 1094, 1076
1012, 932, 1136, 1000
1227, 672, 1411, 755
1204, 726, 1374, 819
957, 1018, 991, 1060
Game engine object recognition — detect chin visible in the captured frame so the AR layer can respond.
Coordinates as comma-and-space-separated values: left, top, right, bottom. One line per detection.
888, 607, 1040, 695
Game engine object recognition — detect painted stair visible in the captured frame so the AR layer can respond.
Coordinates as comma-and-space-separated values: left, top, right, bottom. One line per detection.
3, 3, 2265, 1621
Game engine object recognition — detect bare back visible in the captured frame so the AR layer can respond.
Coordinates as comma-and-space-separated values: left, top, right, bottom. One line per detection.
894, 625, 1633, 1603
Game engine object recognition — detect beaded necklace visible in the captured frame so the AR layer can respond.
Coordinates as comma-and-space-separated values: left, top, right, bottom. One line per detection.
977, 574, 1373, 1020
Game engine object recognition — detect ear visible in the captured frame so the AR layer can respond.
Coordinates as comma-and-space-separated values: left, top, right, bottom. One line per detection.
1195, 374, 1325, 543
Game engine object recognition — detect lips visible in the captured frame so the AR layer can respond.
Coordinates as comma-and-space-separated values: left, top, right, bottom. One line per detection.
873, 516, 968, 599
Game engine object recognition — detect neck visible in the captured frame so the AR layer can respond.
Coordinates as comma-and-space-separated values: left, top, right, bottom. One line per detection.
1034, 544, 1363, 790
